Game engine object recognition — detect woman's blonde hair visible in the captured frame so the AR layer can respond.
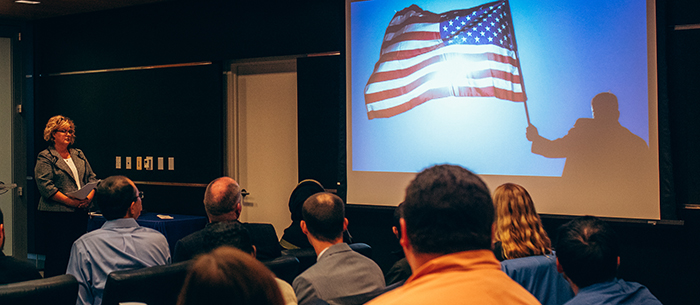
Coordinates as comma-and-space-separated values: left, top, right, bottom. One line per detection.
43, 115, 76, 145
493, 183, 551, 259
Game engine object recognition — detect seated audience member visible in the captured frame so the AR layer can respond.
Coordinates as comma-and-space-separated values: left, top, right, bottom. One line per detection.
177, 246, 285, 305
0, 208, 42, 285
66, 175, 170, 305
192, 221, 297, 305
280, 180, 353, 250
383, 202, 411, 286
493, 183, 552, 261
555, 216, 662, 305
174, 176, 280, 262
281, 180, 325, 250
367, 165, 540, 305
293, 192, 385, 305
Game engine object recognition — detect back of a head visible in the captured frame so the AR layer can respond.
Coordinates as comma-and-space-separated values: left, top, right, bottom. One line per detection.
201, 221, 254, 255
203, 177, 241, 217
493, 183, 551, 259
177, 246, 284, 305
94, 176, 136, 220
288, 179, 325, 222
403, 164, 494, 255
555, 216, 619, 288
591, 92, 619, 121
302, 192, 345, 242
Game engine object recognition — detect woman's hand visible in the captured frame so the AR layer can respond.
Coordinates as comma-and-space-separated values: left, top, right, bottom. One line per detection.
50, 191, 90, 209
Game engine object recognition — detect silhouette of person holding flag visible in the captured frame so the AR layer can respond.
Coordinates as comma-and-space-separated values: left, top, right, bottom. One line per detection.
526, 92, 654, 209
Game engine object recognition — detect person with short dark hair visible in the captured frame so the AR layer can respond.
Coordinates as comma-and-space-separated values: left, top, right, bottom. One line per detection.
384, 202, 411, 286
66, 175, 170, 305
177, 246, 285, 305
174, 177, 281, 262
0, 208, 42, 284
293, 192, 385, 305
367, 164, 540, 305
555, 216, 662, 305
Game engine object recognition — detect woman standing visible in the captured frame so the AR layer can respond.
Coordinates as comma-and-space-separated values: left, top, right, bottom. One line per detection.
35, 115, 97, 277
492, 183, 552, 261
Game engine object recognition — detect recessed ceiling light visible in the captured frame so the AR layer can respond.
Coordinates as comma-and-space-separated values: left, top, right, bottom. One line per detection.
15, 0, 41, 4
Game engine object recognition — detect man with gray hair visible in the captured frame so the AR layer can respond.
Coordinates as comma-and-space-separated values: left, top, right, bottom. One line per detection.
173, 176, 280, 262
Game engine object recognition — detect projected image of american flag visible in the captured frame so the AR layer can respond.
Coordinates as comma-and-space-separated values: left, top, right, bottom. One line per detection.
364, 0, 526, 120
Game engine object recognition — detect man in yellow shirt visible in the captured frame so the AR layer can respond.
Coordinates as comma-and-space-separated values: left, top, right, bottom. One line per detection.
367, 164, 540, 305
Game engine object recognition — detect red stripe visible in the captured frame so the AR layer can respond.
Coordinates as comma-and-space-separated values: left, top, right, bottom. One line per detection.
365, 68, 522, 105
376, 44, 443, 65
382, 31, 441, 49
368, 51, 520, 84
367, 86, 525, 119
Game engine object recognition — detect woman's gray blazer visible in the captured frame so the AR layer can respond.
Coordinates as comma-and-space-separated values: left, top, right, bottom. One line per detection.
34, 146, 97, 212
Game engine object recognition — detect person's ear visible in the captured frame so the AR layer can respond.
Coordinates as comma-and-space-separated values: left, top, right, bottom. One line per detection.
392, 226, 399, 238
301, 220, 309, 235
617, 256, 620, 268
234, 201, 243, 218
0, 224, 5, 247
252, 245, 257, 259
556, 257, 564, 274
343, 218, 349, 231
399, 218, 409, 248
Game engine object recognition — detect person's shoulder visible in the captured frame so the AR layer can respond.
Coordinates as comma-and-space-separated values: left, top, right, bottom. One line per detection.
36, 148, 55, 160
573, 118, 595, 128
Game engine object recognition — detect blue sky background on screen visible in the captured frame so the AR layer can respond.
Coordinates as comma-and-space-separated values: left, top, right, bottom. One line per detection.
350, 0, 648, 176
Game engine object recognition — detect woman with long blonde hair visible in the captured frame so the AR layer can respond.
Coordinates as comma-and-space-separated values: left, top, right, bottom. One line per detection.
492, 183, 551, 261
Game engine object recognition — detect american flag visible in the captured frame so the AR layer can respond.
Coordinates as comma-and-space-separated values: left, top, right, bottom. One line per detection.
364, 0, 526, 120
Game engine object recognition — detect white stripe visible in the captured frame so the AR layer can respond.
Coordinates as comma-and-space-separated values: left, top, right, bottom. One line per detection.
381, 39, 443, 55
376, 44, 517, 73
366, 58, 519, 94
384, 23, 440, 42
367, 76, 522, 112
366, 75, 522, 112
389, 8, 423, 27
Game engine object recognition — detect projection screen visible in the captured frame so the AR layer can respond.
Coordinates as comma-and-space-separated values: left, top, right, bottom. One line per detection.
346, 0, 660, 219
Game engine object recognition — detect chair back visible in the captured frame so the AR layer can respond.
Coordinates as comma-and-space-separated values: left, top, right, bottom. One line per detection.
500, 254, 574, 305
101, 260, 191, 305
0, 274, 78, 305
262, 255, 300, 284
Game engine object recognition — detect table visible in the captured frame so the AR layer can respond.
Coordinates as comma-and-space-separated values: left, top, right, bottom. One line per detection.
87, 212, 208, 255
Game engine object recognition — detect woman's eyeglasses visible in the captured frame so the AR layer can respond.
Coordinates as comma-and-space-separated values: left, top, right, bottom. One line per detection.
56, 129, 75, 134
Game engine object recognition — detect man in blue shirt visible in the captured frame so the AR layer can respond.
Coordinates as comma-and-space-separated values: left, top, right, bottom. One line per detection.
66, 175, 170, 305
556, 216, 662, 305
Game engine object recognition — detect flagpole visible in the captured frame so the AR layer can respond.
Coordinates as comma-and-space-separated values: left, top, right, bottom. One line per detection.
504, 0, 531, 126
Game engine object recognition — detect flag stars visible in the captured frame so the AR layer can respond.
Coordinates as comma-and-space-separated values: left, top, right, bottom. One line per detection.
480, 31, 485, 36
488, 37, 493, 42
449, 20, 454, 26
475, 37, 480, 42
485, 26, 490, 31
443, 26, 448, 31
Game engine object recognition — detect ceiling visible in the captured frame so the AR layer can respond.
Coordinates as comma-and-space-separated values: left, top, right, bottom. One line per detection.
0, 0, 173, 21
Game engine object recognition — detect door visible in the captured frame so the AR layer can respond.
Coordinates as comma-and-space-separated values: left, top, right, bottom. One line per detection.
228, 60, 299, 238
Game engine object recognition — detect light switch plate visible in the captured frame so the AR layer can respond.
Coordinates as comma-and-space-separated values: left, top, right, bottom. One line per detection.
125, 157, 132, 169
